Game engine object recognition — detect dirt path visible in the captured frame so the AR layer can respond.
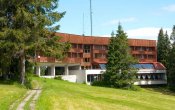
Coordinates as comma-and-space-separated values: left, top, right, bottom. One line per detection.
30, 89, 42, 110
10, 88, 42, 110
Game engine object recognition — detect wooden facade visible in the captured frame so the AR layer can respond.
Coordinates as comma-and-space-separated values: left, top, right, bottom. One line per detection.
37, 32, 158, 69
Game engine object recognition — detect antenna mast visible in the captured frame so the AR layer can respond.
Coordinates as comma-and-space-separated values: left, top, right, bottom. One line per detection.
90, 0, 93, 36
82, 13, 85, 36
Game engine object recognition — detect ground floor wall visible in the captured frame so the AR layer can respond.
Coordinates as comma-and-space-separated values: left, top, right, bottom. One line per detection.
35, 64, 167, 85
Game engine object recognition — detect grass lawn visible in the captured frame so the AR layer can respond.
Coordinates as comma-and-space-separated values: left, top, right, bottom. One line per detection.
35, 77, 175, 110
0, 82, 27, 110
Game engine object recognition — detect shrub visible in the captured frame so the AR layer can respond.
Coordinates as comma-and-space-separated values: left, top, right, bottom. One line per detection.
54, 76, 62, 80
92, 81, 110, 87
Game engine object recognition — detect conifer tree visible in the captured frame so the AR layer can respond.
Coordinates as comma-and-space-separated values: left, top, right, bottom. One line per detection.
157, 28, 165, 62
157, 28, 170, 68
104, 24, 137, 88
0, 0, 70, 84
168, 25, 175, 87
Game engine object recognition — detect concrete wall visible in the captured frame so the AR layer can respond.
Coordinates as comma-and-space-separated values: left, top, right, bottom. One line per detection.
85, 70, 105, 75
69, 70, 86, 83
61, 75, 77, 83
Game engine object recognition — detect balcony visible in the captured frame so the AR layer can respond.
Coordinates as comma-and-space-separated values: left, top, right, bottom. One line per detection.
131, 50, 156, 55
83, 53, 91, 58
36, 57, 56, 63
63, 58, 82, 63
139, 59, 156, 62
69, 48, 83, 53
93, 49, 108, 53
81, 62, 91, 66
93, 58, 107, 64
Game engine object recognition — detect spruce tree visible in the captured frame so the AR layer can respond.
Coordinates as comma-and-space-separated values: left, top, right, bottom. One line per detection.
157, 28, 170, 68
104, 24, 137, 88
168, 25, 175, 87
0, 0, 70, 84
157, 28, 164, 62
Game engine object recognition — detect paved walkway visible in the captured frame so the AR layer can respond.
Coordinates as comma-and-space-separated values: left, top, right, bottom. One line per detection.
9, 88, 42, 110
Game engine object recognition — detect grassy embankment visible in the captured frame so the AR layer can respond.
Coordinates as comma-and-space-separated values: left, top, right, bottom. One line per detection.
34, 77, 175, 110
0, 82, 27, 110
1, 77, 175, 110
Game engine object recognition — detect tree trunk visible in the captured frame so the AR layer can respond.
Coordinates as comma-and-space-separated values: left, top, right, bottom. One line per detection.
20, 50, 25, 85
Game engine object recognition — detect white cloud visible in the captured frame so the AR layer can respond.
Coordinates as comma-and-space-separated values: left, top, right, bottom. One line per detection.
162, 4, 175, 12
126, 27, 172, 40
99, 27, 172, 40
104, 17, 137, 26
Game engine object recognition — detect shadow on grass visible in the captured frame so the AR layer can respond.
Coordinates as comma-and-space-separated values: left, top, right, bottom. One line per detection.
0, 79, 19, 85
142, 85, 175, 96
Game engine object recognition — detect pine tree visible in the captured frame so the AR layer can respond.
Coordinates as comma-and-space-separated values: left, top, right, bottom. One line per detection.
168, 25, 175, 87
103, 24, 137, 88
0, 0, 70, 84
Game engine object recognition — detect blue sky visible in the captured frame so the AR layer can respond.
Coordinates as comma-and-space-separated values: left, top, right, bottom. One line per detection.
57, 0, 175, 40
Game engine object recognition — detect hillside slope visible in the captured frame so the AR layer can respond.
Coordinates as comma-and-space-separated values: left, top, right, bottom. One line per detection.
34, 78, 175, 110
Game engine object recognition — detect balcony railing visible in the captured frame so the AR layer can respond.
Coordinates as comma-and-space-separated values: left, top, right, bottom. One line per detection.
69, 48, 83, 53
36, 57, 56, 63
63, 58, 82, 63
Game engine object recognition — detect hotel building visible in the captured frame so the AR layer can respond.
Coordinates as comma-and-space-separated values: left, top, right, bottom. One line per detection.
35, 33, 167, 85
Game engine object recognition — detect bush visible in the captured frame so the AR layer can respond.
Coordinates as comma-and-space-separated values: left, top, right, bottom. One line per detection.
129, 85, 141, 91
54, 76, 62, 80
92, 81, 110, 87
25, 76, 32, 89
168, 86, 175, 92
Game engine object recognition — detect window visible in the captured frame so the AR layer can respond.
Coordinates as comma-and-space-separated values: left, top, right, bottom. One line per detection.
72, 53, 77, 58
68, 53, 83, 58
84, 45, 91, 53
77, 53, 83, 58
84, 58, 90, 62
148, 47, 155, 51
84, 49, 90, 53
99, 64, 106, 69
87, 74, 102, 82
72, 44, 77, 48
132, 63, 154, 69
94, 45, 107, 50
78, 44, 82, 49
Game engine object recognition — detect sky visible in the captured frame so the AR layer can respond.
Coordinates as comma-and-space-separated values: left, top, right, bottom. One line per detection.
57, 0, 175, 40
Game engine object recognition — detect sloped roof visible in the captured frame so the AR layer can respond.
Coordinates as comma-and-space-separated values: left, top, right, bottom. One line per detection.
128, 39, 156, 47
56, 33, 156, 47
56, 33, 109, 45
139, 62, 166, 70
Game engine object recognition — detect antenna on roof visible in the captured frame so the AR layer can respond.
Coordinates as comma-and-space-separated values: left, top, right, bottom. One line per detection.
82, 13, 85, 36
90, 0, 93, 36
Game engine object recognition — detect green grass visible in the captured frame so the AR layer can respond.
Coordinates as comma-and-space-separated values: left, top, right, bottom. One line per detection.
1, 78, 175, 110
35, 77, 175, 110
0, 82, 27, 110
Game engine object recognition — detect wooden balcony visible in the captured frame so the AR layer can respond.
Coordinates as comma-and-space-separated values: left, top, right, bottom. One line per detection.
93, 58, 107, 64
131, 50, 156, 55
69, 48, 83, 53
81, 62, 91, 66
83, 53, 91, 58
36, 57, 56, 63
139, 59, 156, 62
92, 49, 108, 53
63, 58, 82, 63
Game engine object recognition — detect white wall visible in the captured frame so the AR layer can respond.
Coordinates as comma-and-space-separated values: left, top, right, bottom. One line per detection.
61, 75, 77, 83
69, 70, 86, 83
138, 69, 166, 74
85, 70, 105, 75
